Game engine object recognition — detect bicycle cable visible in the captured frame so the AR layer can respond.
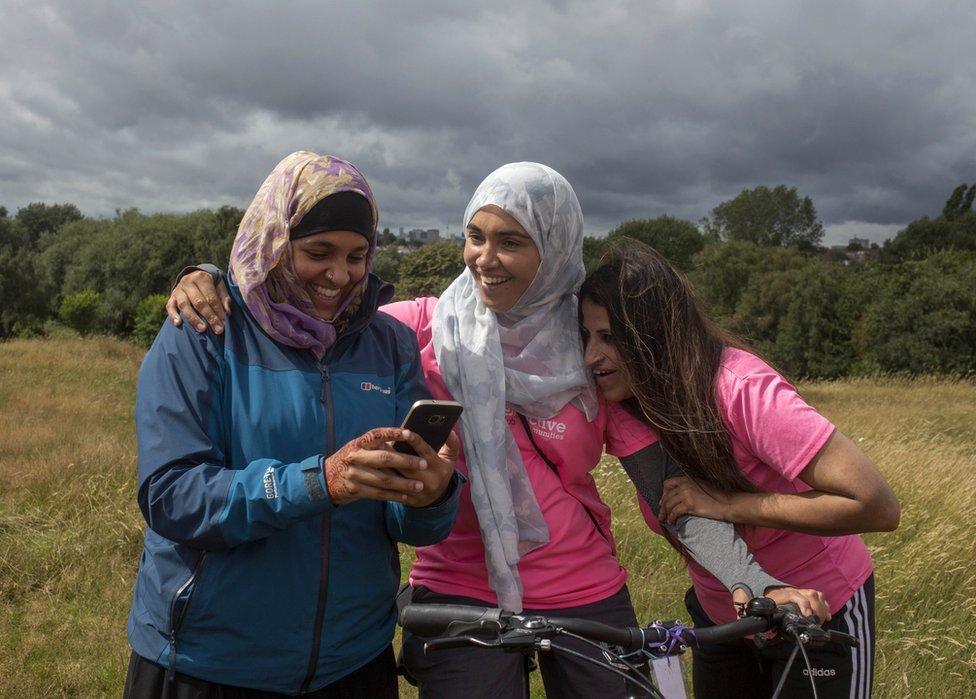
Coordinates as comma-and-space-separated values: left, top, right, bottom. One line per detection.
770, 642, 799, 699
793, 630, 820, 699
556, 629, 655, 683
546, 634, 663, 699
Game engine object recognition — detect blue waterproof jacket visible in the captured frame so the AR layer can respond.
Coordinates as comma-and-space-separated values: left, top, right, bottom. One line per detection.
127, 274, 461, 694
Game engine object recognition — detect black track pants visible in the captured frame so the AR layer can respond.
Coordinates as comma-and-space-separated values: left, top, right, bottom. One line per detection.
686, 575, 875, 698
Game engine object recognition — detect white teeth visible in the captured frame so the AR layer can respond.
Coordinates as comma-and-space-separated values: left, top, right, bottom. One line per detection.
481, 276, 509, 285
310, 283, 341, 299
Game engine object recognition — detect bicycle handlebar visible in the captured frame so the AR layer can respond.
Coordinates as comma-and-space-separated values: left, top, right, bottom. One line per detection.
399, 597, 857, 655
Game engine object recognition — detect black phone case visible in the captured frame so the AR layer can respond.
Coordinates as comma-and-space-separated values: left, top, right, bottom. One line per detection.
394, 404, 462, 456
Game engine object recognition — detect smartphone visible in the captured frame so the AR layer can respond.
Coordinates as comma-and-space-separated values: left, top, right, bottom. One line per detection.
394, 400, 464, 457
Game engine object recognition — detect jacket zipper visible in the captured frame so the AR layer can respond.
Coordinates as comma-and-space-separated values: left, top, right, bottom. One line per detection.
300, 361, 336, 694
166, 552, 207, 681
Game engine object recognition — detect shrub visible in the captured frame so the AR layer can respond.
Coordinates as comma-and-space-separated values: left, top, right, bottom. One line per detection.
853, 252, 976, 374
396, 242, 464, 298
606, 216, 705, 270
11, 316, 45, 339
371, 247, 402, 285
58, 290, 101, 335
132, 294, 169, 347
771, 266, 858, 378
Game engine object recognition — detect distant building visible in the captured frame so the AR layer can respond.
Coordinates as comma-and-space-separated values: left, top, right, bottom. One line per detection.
823, 243, 875, 265
406, 228, 441, 244
848, 237, 870, 249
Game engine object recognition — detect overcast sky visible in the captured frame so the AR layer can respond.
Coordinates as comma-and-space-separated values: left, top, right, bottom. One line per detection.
2, 1, 974, 245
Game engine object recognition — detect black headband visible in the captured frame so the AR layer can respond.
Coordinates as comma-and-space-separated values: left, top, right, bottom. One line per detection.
290, 191, 374, 241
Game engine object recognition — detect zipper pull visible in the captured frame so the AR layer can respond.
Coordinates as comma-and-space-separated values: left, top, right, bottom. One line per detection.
166, 631, 178, 682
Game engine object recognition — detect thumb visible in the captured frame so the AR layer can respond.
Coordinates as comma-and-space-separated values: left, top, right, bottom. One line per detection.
438, 431, 460, 462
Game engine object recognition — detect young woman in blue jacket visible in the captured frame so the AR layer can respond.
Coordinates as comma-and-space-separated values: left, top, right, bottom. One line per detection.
124, 151, 462, 698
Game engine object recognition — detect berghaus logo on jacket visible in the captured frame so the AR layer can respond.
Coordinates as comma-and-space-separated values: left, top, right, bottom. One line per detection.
361, 381, 392, 395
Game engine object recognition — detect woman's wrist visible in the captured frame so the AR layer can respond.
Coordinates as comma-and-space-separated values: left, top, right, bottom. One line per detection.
725, 491, 747, 523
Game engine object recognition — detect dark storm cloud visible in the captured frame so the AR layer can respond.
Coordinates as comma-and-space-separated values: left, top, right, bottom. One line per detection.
1, 0, 973, 244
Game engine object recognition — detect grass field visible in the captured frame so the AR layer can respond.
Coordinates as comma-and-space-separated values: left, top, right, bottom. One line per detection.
1, 337, 974, 697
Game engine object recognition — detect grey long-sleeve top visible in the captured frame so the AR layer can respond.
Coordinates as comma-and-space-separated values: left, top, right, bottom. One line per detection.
619, 443, 784, 598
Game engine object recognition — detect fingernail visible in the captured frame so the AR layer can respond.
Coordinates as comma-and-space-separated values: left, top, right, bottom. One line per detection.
214, 324, 223, 333
416, 458, 426, 469
414, 482, 424, 491
402, 430, 412, 439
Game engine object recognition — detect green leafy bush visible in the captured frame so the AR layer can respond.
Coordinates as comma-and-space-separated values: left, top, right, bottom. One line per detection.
854, 252, 976, 374
132, 294, 169, 347
371, 247, 402, 285
11, 316, 45, 339
606, 216, 705, 270
58, 290, 101, 335
396, 242, 465, 298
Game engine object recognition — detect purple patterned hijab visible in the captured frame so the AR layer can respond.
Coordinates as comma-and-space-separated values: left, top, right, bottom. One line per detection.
229, 151, 378, 358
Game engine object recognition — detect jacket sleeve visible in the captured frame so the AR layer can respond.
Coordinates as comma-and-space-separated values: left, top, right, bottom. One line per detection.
136, 320, 333, 550
172, 262, 223, 288
619, 444, 783, 597
382, 324, 462, 546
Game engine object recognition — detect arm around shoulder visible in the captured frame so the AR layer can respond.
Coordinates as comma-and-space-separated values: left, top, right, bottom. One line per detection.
166, 263, 230, 334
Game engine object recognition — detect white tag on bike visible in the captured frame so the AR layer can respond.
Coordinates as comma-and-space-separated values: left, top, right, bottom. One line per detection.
651, 656, 687, 698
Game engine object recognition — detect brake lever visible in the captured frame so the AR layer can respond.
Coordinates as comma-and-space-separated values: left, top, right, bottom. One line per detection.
825, 629, 859, 647
424, 629, 542, 654
424, 635, 501, 652
781, 614, 859, 648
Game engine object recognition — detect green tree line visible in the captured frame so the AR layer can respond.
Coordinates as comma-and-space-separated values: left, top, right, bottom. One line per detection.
1, 183, 974, 377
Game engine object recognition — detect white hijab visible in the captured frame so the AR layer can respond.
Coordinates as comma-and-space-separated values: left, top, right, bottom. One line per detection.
433, 162, 598, 612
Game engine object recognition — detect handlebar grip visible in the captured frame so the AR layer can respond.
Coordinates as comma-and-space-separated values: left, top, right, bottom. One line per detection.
399, 604, 504, 638
686, 615, 770, 646
544, 615, 647, 651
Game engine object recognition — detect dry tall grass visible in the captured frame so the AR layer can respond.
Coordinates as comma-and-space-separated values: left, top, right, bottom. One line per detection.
1, 338, 973, 697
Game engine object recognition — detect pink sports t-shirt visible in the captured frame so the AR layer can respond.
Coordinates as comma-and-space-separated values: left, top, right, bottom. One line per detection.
614, 347, 874, 624
381, 297, 655, 609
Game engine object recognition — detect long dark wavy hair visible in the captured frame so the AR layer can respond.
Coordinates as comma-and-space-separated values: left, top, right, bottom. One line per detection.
579, 240, 754, 492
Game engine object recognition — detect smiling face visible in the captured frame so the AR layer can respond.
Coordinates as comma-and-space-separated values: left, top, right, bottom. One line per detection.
580, 298, 635, 402
463, 205, 541, 313
290, 230, 369, 320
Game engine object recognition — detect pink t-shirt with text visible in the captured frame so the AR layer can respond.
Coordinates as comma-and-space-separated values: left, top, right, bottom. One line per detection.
613, 347, 874, 624
381, 297, 654, 609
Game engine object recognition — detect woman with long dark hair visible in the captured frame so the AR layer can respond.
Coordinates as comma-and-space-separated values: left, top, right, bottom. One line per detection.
579, 241, 900, 698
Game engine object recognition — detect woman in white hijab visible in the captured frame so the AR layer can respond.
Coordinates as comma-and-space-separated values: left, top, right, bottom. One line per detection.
376, 163, 657, 697
431, 162, 601, 614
